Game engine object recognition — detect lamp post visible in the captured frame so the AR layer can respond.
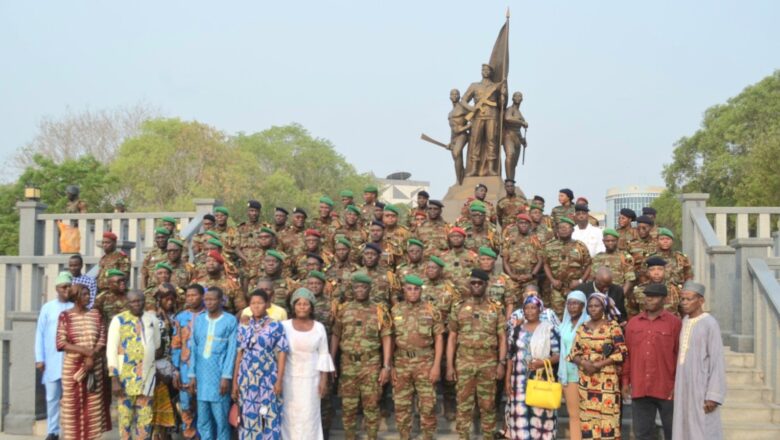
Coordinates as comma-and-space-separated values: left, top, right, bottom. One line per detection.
24, 184, 41, 201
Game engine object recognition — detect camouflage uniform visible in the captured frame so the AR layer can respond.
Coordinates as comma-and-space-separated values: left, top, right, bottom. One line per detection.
422, 278, 458, 325
360, 203, 377, 225
550, 204, 575, 227
440, 248, 478, 295
395, 261, 425, 281
324, 260, 359, 301
616, 225, 638, 252
293, 249, 333, 280
591, 251, 636, 287
384, 224, 412, 252
629, 237, 657, 284
65, 199, 88, 213
213, 224, 238, 258
414, 218, 451, 256
332, 225, 367, 253
236, 221, 267, 286
649, 225, 659, 240
391, 301, 444, 440
463, 223, 500, 254
350, 266, 398, 306
449, 298, 505, 439
358, 240, 403, 271
496, 195, 527, 228
486, 273, 518, 317
632, 280, 682, 318
543, 238, 591, 317
649, 249, 693, 315
191, 273, 242, 314
97, 251, 131, 291
265, 275, 298, 314
93, 291, 127, 328
501, 229, 543, 292
278, 226, 306, 259
313, 216, 342, 248
530, 222, 554, 245
333, 300, 392, 440
141, 247, 167, 289
313, 289, 338, 435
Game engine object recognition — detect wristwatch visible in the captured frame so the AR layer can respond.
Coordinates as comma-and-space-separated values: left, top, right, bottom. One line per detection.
383, 364, 393, 370
499, 359, 507, 366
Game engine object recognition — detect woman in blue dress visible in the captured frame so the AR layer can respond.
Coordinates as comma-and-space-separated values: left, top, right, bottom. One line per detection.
232, 289, 289, 439
503, 296, 561, 440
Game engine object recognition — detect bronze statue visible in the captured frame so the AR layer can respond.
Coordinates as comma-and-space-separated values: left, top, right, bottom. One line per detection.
448, 88, 471, 185
502, 91, 528, 181
460, 64, 505, 177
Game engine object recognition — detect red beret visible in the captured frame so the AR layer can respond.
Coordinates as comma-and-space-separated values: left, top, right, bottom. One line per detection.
207, 250, 225, 265
103, 231, 117, 241
304, 229, 322, 238
576, 197, 589, 205
516, 213, 532, 222
449, 227, 466, 236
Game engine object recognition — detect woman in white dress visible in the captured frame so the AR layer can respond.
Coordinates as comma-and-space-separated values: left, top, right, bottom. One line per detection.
281, 288, 335, 440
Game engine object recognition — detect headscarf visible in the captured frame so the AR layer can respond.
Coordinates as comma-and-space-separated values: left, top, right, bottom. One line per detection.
55, 271, 73, 286
509, 295, 553, 361
291, 287, 316, 307
72, 275, 98, 309
588, 292, 621, 320
558, 290, 589, 384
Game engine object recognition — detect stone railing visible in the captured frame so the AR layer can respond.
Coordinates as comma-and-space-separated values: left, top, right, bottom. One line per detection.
747, 257, 780, 405
0, 198, 215, 433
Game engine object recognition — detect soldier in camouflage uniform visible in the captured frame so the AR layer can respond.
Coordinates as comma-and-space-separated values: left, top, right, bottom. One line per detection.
472, 183, 497, 224
629, 215, 658, 284
446, 269, 507, 440
293, 229, 333, 280
616, 208, 638, 252
236, 200, 269, 286
278, 207, 308, 258
191, 214, 216, 262
64, 185, 88, 213
477, 246, 519, 320
360, 184, 380, 225
313, 196, 342, 247
360, 221, 402, 270
391, 275, 444, 440
260, 249, 298, 313
406, 191, 429, 230
464, 201, 500, 254
332, 205, 367, 252
395, 239, 426, 281
502, 213, 543, 294
166, 239, 194, 294
330, 273, 392, 440
143, 262, 175, 309
160, 215, 190, 262
141, 227, 170, 290
423, 256, 459, 420
592, 228, 636, 295
413, 200, 450, 256
532, 195, 554, 229
642, 207, 660, 239
354, 243, 399, 305
195, 237, 240, 282
496, 178, 527, 228
93, 268, 129, 326
631, 256, 682, 317
325, 237, 359, 300
97, 231, 131, 291
528, 203, 554, 244
382, 205, 412, 252
241, 226, 276, 289
440, 227, 478, 295
650, 228, 692, 308
192, 250, 243, 314
550, 188, 576, 228
543, 217, 592, 317
272, 207, 289, 234
213, 206, 238, 260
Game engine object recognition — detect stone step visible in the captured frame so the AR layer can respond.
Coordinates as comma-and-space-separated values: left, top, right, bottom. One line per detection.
726, 383, 773, 403
726, 367, 765, 386
723, 422, 780, 440
724, 351, 756, 368
721, 402, 780, 424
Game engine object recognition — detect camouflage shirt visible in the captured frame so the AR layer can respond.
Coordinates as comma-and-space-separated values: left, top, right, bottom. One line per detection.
192, 273, 243, 314
142, 247, 168, 289
391, 301, 444, 353
629, 237, 657, 283
530, 223, 554, 245
413, 218, 450, 256
543, 239, 592, 285
97, 251, 131, 291
591, 251, 636, 286
649, 249, 693, 288
501, 230, 542, 278
449, 298, 505, 351
496, 195, 527, 228
93, 291, 127, 327
616, 226, 638, 252
421, 278, 458, 325
333, 300, 392, 356
550, 204, 575, 227
464, 223, 500, 254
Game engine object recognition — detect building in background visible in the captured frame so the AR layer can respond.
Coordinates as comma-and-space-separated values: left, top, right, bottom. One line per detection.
377, 172, 430, 207
605, 185, 664, 227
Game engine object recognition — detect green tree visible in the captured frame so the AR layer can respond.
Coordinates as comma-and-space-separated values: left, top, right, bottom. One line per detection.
0, 155, 118, 255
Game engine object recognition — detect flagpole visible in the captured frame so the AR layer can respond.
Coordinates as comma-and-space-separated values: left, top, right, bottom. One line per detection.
498, 8, 509, 178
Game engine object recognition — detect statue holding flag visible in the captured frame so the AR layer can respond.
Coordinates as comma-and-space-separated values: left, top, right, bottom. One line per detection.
461, 63, 506, 177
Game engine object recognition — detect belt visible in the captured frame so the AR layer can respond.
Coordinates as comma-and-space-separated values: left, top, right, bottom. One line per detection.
458, 346, 497, 355
347, 352, 380, 363
394, 347, 433, 359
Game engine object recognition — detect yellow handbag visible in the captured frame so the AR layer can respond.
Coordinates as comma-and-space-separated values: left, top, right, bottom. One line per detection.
525, 358, 562, 410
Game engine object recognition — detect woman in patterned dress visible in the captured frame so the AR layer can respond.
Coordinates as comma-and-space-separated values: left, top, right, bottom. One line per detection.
152, 284, 178, 439
232, 289, 289, 439
503, 295, 561, 439
56, 282, 110, 439
567, 293, 627, 440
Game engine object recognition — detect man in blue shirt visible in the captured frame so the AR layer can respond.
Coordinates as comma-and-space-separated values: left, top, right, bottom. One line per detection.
35, 272, 74, 440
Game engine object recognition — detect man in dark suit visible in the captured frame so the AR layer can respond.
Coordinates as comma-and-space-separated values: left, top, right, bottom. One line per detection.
576, 267, 628, 324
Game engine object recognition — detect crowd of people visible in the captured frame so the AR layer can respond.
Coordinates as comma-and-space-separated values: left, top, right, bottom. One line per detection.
34, 182, 727, 440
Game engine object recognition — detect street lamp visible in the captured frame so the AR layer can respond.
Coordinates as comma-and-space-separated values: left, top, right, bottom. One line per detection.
24, 184, 41, 201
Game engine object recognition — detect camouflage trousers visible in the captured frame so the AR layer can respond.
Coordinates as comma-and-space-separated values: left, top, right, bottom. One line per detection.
549, 286, 568, 319
119, 394, 153, 440
321, 377, 334, 437
339, 356, 382, 440
393, 353, 437, 440
455, 349, 498, 440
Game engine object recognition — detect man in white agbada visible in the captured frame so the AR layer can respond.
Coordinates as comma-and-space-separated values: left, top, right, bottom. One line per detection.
672, 281, 727, 439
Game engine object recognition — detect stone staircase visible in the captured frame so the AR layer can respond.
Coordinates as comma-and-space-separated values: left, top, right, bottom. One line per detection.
722, 350, 780, 440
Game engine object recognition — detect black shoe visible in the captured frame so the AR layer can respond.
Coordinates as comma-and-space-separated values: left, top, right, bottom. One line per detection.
45, 435, 58, 440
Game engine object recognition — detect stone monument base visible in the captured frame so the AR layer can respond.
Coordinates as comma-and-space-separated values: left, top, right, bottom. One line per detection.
441, 176, 525, 223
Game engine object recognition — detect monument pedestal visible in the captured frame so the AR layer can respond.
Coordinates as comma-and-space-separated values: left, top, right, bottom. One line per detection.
441, 176, 525, 223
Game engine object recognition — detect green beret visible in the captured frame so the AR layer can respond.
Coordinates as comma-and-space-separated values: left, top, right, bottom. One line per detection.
319, 196, 335, 207
364, 184, 379, 194
266, 249, 285, 261
205, 230, 220, 239
603, 228, 620, 238
106, 269, 126, 278
168, 238, 184, 247
559, 217, 575, 226
155, 262, 173, 272
207, 238, 223, 248
161, 216, 177, 224
155, 227, 171, 236
308, 270, 327, 282
336, 236, 352, 247
529, 204, 543, 212
430, 255, 445, 267
478, 246, 497, 259
403, 274, 424, 287
214, 206, 229, 216
339, 189, 354, 198
407, 238, 424, 248
658, 227, 675, 239
469, 201, 487, 213
346, 204, 361, 215
352, 272, 373, 284
259, 227, 276, 236
383, 204, 400, 215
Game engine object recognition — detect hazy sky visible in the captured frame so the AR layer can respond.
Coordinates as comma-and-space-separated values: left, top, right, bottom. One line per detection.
1, 1, 778, 211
